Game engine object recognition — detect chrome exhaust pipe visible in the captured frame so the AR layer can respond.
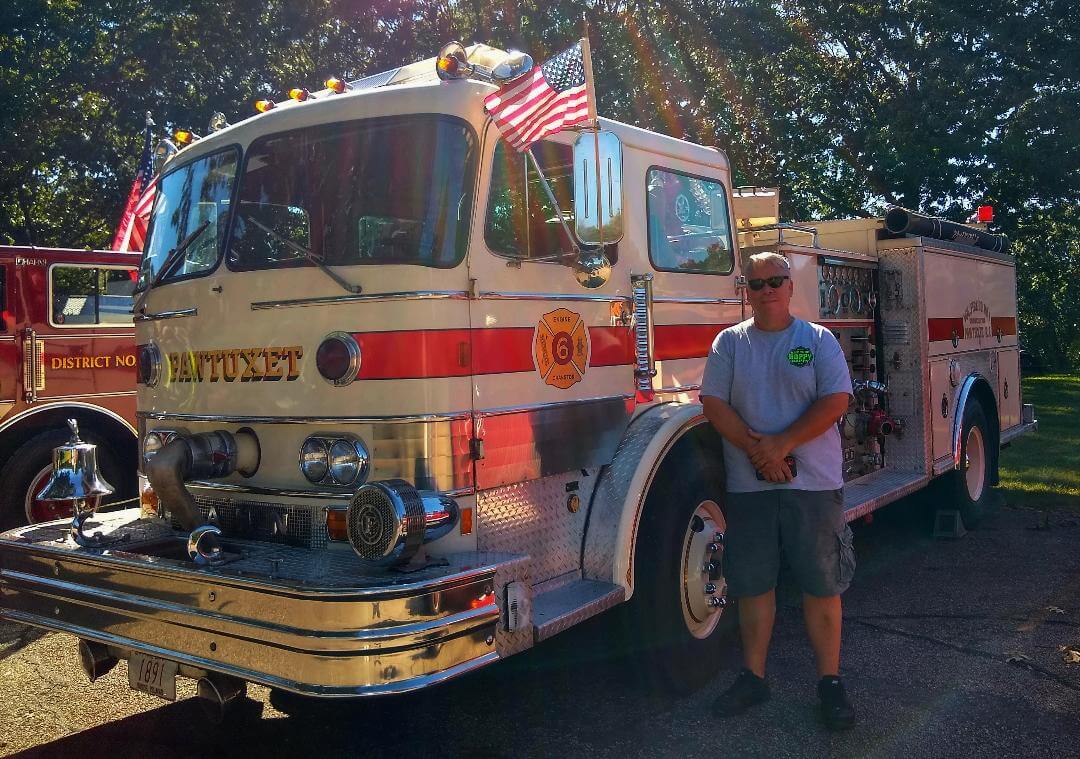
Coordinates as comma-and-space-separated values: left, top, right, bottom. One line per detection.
77, 639, 117, 682
196, 673, 248, 725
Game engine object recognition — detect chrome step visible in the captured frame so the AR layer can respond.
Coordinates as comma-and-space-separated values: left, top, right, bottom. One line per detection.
844, 469, 929, 521
532, 579, 624, 642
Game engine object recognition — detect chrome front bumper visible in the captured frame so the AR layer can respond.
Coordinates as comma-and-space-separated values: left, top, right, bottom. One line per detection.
0, 509, 512, 697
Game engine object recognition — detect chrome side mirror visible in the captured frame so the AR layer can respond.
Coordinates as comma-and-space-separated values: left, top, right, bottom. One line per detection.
574, 248, 612, 288
573, 131, 624, 246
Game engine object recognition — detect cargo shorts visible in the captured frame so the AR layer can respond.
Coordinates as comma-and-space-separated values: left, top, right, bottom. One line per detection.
722, 488, 855, 598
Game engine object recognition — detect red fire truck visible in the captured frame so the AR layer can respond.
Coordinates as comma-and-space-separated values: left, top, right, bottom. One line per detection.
0, 43, 1037, 720
0, 246, 139, 527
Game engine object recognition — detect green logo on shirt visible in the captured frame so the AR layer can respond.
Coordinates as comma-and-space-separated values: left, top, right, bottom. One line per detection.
788, 346, 814, 366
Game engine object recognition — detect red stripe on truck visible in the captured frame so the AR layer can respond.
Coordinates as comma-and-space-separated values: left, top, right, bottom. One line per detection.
927, 317, 964, 342
352, 323, 732, 380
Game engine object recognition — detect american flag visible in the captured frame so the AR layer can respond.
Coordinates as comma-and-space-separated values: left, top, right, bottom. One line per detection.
111, 122, 158, 252
484, 41, 595, 152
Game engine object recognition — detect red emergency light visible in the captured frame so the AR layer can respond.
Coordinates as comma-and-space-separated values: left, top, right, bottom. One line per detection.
977, 205, 994, 223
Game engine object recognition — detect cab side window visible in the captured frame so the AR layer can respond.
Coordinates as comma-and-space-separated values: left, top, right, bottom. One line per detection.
51, 266, 137, 326
486, 140, 575, 260
646, 168, 734, 275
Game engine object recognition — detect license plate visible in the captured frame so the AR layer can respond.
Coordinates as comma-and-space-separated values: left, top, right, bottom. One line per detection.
128, 652, 178, 701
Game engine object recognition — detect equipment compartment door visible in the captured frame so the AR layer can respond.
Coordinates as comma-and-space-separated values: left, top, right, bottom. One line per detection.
924, 248, 1017, 358
929, 358, 954, 464
997, 349, 1021, 431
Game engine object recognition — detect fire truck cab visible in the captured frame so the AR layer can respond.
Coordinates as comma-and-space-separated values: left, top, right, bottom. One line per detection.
0, 246, 139, 528
0, 44, 1036, 714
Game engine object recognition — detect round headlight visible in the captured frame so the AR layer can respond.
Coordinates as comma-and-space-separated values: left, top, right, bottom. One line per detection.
329, 438, 369, 485
143, 431, 164, 463
299, 437, 329, 482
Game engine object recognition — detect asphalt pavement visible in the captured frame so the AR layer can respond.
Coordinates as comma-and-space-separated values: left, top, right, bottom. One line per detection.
2, 496, 1079, 759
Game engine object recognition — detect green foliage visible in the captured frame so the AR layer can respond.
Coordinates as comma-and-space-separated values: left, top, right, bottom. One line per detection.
998, 375, 1080, 512
1, 1, 1076, 367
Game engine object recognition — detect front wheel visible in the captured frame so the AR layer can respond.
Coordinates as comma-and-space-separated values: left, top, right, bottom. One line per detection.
624, 454, 736, 693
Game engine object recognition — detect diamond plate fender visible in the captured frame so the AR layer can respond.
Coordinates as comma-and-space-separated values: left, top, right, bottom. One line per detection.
582, 402, 713, 596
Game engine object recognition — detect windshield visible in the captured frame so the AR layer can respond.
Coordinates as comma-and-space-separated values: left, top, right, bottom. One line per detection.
137, 147, 239, 289
226, 115, 477, 271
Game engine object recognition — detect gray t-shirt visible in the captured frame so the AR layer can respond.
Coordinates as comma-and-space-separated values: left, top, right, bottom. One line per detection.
699, 317, 852, 492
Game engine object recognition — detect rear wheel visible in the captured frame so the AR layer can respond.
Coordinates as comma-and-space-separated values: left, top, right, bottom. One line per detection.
0, 428, 131, 530
949, 400, 995, 529
624, 453, 736, 694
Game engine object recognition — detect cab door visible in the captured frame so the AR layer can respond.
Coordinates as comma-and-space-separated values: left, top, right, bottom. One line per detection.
467, 133, 633, 492
0, 261, 17, 416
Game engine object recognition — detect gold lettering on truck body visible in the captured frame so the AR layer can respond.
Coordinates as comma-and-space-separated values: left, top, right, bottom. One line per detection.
162, 346, 304, 383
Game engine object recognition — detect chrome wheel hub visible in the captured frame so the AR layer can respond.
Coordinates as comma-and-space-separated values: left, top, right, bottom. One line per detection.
964, 425, 986, 502
680, 499, 727, 639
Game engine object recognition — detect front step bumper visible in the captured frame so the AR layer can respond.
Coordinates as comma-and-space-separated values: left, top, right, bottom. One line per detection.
0, 509, 518, 697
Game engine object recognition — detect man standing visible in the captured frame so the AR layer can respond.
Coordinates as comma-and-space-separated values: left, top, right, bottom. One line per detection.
699, 252, 856, 730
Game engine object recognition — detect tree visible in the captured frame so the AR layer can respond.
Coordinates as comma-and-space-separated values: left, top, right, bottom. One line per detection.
1, 0, 1076, 367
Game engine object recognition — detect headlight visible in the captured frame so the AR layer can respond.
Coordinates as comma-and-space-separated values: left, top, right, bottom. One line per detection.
299, 437, 329, 482
329, 438, 369, 486
299, 435, 369, 485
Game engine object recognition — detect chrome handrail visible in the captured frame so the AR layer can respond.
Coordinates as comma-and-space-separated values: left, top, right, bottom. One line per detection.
742, 223, 820, 248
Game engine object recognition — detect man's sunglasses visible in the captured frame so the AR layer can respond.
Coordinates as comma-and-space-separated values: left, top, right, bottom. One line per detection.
747, 275, 789, 291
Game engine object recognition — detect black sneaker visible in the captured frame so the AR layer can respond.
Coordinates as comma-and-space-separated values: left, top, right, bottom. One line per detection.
711, 669, 770, 717
817, 676, 855, 730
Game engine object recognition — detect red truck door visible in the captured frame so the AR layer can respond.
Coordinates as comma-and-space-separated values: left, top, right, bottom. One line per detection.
0, 263, 16, 416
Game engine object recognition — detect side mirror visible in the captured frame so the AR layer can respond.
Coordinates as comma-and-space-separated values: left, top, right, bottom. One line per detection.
573, 131, 623, 246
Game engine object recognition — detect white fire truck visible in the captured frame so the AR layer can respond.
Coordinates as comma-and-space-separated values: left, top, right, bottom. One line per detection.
0, 43, 1036, 718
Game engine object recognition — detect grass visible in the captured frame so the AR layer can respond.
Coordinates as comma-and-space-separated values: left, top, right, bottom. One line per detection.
997, 374, 1080, 512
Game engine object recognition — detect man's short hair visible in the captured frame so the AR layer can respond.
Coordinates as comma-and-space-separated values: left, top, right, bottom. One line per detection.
743, 252, 791, 277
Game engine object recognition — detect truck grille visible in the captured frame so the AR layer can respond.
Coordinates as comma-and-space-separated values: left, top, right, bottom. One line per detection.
173, 497, 327, 549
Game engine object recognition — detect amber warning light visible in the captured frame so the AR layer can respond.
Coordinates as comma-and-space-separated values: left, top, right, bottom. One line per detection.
325, 77, 348, 94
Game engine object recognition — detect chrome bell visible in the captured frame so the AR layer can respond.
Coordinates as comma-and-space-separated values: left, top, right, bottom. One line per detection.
36, 419, 119, 547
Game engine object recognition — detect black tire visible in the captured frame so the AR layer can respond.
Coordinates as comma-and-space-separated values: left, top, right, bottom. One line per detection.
0, 428, 132, 530
948, 400, 996, 529
622, 452, 737, 694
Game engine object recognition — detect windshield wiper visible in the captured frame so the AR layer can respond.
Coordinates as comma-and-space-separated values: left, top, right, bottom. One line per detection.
243, 214, 362, 294
132, 219, 212, 314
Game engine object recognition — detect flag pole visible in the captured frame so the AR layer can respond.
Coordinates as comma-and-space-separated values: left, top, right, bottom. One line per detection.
580, 21, 603, 247
526, 147, 578, 258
